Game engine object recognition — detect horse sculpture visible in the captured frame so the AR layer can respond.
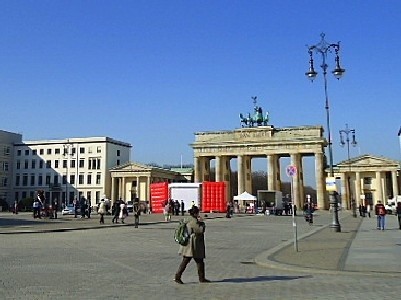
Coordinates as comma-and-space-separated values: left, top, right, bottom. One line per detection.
239, 97, 269, 128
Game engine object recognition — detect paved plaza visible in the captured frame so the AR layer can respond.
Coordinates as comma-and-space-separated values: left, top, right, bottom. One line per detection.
0, 211, 400, 299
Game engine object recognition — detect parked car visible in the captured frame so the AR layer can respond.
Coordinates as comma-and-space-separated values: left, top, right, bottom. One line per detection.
62, 205, 80, 215
385, 202, 397, 215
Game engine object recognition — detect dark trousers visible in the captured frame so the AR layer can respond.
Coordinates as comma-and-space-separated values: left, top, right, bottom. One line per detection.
99, 213, 104, 224
398, 215, 401, 229
134, 214, 139, 228
112, 213, 119, 223
176, 256, 206, 281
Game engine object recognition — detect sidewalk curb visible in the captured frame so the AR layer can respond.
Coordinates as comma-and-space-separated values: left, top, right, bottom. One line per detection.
254, 220, 401, 278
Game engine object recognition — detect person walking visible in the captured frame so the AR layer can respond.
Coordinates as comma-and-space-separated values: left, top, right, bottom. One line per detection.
174, 206, 211, 284
163, 201, 170, 222
112, 199, 121, 224
53, 200, 58, 219
396, 202, 401, 230
119, 201, 128, 224
375, 200, 386, 230
98, 199, 106, 224
79, 196, 86, 219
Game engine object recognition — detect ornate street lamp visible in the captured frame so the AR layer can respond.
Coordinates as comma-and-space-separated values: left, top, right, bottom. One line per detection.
306, 33, 345, 232
339, 124, 357, 217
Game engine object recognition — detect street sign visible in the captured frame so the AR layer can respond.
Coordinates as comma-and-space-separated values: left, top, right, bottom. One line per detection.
325, 177, 337, 191
286, 165, 297, 177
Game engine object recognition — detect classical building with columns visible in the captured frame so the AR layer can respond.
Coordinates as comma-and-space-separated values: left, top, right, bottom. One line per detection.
191, 126, 401, 210
191, 125, 328, 210
334, 154, 400, 209
109, 162, 192, 204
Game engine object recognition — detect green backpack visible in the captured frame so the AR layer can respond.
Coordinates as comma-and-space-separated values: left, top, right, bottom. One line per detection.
174, 219, 190, 246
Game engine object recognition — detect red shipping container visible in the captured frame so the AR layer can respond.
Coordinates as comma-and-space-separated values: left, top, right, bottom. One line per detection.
150, 182, 169, 214
202, 182, 227, 213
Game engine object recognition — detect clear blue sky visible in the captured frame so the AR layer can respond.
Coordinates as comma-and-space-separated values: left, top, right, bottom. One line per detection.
1, 1, 401, 186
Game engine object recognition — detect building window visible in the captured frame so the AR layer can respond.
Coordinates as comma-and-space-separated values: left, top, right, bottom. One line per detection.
40, 149, 44, 155
363, 177, 372, 184
39, 160, 44, 169
46, 174, 51, 185
70, 174, 75, 184
117, 149, 121, 156
55, 160, 59, 168
4, 146, 10, 156
79, 159, 84, 168
88, 158, 98, 170
46, 160, 51, 168
97, 146, 101, 153
38, 174, 43, 186
15, 175, 20, 187
55, 148, 60, 154
16, 160, 20, 169
79, 174, 84, 185
3, 162, 9, 171
97, 159, 101, 169
22, 191, 27, 199
62, 175, 67, 184
47, 149, 52, 155
25, 149, 30, 156
63, 160, 67, 168
117, 159, 120, 166
80, 147, 85, 154
17, 150, 21, 156
96, 173, 101, 184
22, 174, 28, 187
70, 160, 75, 168
31, 160, 36, 169
88, 147, 92, 153
32, 149, 37, 155
87, 174, 92, 184
1, 177, 8, 187
54, 175, 59, 184
30, 174, 35, 186
24, 159, 29, 169
71, 148, 76, 155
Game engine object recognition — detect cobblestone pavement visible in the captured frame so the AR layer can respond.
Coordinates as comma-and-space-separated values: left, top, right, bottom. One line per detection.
0, 211, 400, 299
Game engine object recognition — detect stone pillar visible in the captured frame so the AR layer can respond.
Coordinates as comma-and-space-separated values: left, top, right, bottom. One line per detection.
194, 157, 202, 183
315, 152, 326, 209
111, 176, 115, 202
136, 176, 140, 200
355, 172, 361, 205
244, 156, 252, 193
267, 154, 277, 191
215, 156, 222, 182
122, 177, 126, 200
202, 157, 211, 182
339, 173, 348, 209
298, 155, 305, 208
221, 156, 231, 200
147, 176, 151, 203
374, 171, 382, 203
237, 155, 245, 194
392, 170, 399, 198
290, 153, 300, 208
275, 156, 281, 191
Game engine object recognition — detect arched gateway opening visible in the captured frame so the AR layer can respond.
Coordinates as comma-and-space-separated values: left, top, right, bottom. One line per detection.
190, 125, 329, 210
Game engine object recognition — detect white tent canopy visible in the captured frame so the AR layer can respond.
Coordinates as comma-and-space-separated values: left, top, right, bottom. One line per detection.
233, 191, 256, 201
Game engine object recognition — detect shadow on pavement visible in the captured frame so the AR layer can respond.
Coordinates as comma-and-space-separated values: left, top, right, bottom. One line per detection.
216, 275, 312, 283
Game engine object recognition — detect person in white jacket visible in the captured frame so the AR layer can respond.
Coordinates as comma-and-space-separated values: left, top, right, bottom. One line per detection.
98, 199, 106, 224
119, 201, 128, 224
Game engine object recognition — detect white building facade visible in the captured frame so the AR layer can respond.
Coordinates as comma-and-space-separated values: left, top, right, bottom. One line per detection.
0, 130, 23, 206
13, 137, 131, 207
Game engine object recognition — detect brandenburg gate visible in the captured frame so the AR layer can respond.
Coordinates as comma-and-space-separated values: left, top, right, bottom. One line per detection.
191, 125, 329, 209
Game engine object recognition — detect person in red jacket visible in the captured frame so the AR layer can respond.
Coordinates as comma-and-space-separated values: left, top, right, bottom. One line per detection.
375, 200, 386, 230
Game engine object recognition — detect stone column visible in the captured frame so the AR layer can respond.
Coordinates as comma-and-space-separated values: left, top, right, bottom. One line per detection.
215, 156, 222, 182
339, 173, 348, 209
267, 154, 276, 191
244, 156, 252, 193
122, 177, 126, 200
392, 170, 399, 198
275, 156, 281, 191
203, 157, 211, 182
298, 155, 305, 208
290, 153, 300, 208
194, 157, 202, 183
136, 176, 140, 200
147, 176, 151, 203
237, 155, 245, 194
111, 176, 115, 202
375, 171, 382, 203
315, 152, 326, 209
221, 156, 231, 200
355, 172, 361, 205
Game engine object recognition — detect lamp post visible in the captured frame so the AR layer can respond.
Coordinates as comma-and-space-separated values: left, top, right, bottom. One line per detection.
339, 124, 357, 217
306, 33, 345, 232
63, 141, 73, 208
